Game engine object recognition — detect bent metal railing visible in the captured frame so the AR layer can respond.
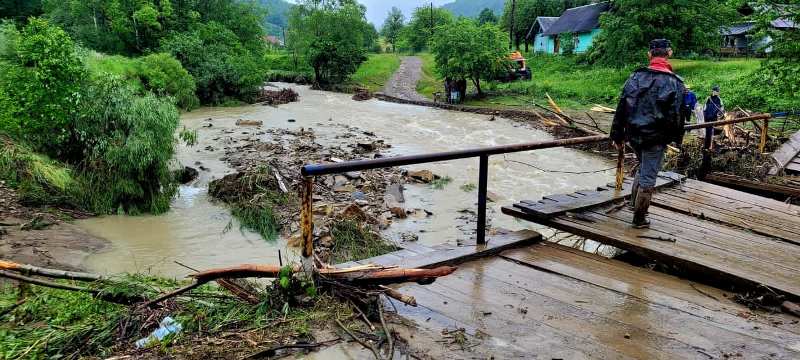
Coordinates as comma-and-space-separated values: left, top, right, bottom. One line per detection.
298, 113, 772, 261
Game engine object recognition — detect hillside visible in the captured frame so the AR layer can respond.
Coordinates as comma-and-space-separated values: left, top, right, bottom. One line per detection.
260, 0, 292, 36
442, 0, 504, 17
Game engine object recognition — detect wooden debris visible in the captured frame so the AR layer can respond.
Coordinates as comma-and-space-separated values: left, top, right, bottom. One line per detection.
782, 301, 800, 317
0, 260, 103, 282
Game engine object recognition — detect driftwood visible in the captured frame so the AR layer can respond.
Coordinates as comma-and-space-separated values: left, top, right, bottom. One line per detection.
380, 285, 417, 307
0, 260, 103, 282
0, 270, 144, 305
782, 301, 800, 317
190, 264, 456, 285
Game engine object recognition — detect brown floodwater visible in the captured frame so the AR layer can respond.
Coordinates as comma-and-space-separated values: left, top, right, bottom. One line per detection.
78, 84, 613, 278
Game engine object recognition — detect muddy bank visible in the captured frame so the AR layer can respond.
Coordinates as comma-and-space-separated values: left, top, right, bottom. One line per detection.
0, 182, 108, 272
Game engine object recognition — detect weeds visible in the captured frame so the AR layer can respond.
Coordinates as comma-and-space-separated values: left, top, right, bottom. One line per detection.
460, 182, 476, 192
0, 274, 355, 359
350, 53, 402, 92
330, 220, 398, 264
431, 176, 453, 190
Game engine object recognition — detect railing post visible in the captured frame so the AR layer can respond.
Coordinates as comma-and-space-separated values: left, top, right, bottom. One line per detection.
759, 119, 769, 154
477, 155, 489, 245
300, 177, 314, 268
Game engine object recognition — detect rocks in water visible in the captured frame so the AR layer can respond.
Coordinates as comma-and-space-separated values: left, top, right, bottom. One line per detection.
343, 171, 362, 180
401, 232, 419, 242
352, 191, 366, 201
386, 183, 405, 203
356, 142, 377, 151
256, 88, 299, 105
407, 170, 437, 183
288, 119, 296, 123
236, 119, 263, 126
352, 89, 373, 101
176, 166, 199, 184
486, 190, 503, 203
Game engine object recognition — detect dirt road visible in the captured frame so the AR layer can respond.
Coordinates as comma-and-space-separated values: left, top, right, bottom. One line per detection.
382, 56, 429, 102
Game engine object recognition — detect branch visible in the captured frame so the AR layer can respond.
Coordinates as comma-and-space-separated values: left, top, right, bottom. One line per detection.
0, 270, 143, 305
0, 260, 104, 282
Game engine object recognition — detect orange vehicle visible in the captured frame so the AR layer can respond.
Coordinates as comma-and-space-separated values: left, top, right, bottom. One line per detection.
504, 51, 532, 81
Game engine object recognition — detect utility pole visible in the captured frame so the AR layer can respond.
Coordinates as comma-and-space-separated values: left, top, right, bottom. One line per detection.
430, 2, 434, 38
509, 0, 516, 50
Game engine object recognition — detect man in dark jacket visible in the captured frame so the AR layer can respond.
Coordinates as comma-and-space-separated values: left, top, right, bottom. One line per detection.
611, 39, 686, 228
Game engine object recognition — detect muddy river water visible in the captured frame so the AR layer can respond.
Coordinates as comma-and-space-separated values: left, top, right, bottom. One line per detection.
78, 84, 613, 278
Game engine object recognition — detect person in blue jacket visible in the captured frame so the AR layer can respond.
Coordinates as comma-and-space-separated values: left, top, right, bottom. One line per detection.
681, 86, 697, 130
702, 85, 725, 143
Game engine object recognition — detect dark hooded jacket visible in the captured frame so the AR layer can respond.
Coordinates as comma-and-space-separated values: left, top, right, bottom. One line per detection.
610, 68, 686, 148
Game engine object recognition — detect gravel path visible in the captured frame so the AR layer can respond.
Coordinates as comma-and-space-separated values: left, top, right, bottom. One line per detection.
383, 56, 429, 102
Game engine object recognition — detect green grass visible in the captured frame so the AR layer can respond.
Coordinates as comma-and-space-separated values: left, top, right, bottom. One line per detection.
330, 220, 398, 264
0, 276, 354, 358
417, 53, 767, 111
83, 52, 146, 92
416, 52, 439, 99
467, 55, 763, 110
431, 176, 453, 190
350, 53, 402, 92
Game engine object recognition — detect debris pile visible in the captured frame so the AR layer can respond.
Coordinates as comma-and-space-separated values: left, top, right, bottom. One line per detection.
256, 88, 299, 106
209, 123, 442, 262
352, 88, 373, 101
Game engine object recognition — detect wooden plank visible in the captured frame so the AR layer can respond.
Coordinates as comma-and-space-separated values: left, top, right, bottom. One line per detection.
337, 229, 542, 269
677, 179, 800, 216
402, 257, 800, 359
397, 241, 434, 255
596, 206, 800, 273
772, 129, 800, 168
502, 205, 800, 297
516, 172, 683, 219
704, 172, 800, 199
654, 189, 800, 244
501, 243, 800, 336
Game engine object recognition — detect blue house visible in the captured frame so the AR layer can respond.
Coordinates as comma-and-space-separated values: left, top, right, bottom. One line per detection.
528, 17, 559, 53
530, 2, 609, 54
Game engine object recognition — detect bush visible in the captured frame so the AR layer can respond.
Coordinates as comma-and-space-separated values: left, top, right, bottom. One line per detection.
0, 19, 85, 156
72, 75, 180, 214
137, 53, 199, 110
0, 136, 75, 206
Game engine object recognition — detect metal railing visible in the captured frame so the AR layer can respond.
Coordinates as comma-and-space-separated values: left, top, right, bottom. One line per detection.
298, 113, 773, 260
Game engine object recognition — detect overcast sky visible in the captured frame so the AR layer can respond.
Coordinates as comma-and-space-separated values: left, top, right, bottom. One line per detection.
357, 1, 453, 27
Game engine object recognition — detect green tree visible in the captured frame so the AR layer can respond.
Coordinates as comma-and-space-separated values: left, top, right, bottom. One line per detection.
589, 0, 737, 66
287, 0, 371, 85
0, 0, 44, 21
381, 6, 405, 52
399, 5, 453, 53
430, 19, 507, 96
0, 19, 85, 156
478, 8, 498, 25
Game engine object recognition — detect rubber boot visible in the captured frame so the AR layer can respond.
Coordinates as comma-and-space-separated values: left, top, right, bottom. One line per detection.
632, 188, 654, 229
628, 177, 640, 210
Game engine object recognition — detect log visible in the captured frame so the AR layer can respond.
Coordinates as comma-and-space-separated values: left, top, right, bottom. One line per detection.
0, 260, 104, 282
191, 264, 457, 285
782, 301, 800, 318
380, 285, 417, 307
0, 270, 144, 305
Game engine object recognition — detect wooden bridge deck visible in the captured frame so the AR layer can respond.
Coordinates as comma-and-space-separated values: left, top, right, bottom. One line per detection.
352, 231, 800, 359
503, 175, 800, 297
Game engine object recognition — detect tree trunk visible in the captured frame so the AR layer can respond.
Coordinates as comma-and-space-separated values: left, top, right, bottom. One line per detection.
473, 78, 482, 97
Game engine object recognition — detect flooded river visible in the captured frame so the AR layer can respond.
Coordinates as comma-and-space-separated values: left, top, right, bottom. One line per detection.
79, 84, 612, 278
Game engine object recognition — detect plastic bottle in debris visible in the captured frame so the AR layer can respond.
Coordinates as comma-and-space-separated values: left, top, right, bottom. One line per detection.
135, 316, 183, 348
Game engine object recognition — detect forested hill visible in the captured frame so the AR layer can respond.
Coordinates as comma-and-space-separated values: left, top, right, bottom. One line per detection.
442, 0, 504, 17
260, 0, 292, 36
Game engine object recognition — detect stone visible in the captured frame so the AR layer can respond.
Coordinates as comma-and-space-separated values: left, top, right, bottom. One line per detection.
407, 170, 436, 183
486, 190, 504, 203
176, 166, 199, 184
386, 183, 405, 203
235, 119, 263, 126
356, 142, 376, 151
344, 171, 362, 180
352, 191, 366, 200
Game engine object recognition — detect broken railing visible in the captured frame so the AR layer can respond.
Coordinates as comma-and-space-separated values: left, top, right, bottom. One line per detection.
298, 113, 773, 261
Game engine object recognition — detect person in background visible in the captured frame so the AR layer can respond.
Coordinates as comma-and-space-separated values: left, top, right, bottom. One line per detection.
702, 85, 725, 145
681, 85, 697, 135
610, 39, 686, 229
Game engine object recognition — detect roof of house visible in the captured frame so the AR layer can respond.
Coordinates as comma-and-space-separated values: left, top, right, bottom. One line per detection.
721, 22, 756, 35
543, 2, 610, 36
720, 18, 798, 35
526, 16, 559, 39
771, 18, 797, 29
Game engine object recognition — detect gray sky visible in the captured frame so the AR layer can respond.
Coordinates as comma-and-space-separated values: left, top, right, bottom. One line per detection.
357, 1, 453, 27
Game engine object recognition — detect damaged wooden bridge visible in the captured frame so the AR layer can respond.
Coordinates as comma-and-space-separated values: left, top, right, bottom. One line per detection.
301, 113, 800, 359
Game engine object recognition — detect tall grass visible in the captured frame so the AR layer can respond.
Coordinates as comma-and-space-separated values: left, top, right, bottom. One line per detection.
0, 137, 75, 205
329, 220, 398, 263
350, 53, 401, 92
464, 55, 765, 110
416, 52, 439, 99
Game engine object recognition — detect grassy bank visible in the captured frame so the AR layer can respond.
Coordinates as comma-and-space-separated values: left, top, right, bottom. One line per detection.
416, 53, 768, 111
350, 53, 401, 93
416, 52, 439, 99
469, 56, 762, 109
0, 276, 353, 358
